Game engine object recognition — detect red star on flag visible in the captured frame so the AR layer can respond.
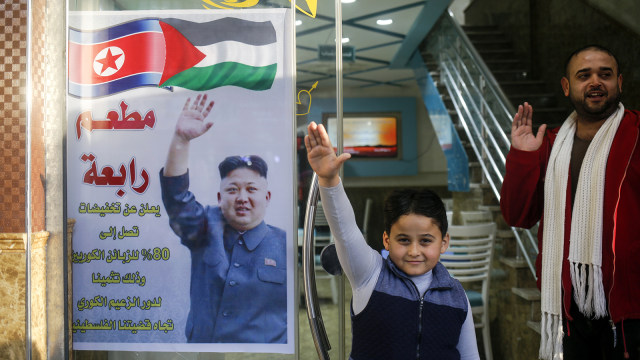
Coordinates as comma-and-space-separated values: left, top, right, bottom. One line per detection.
96, 48, 122, 74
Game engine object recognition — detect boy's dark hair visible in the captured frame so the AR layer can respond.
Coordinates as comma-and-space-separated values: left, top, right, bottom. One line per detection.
564, 44, 621, 77
218, 155, 268, 179
383, 189, 448, 237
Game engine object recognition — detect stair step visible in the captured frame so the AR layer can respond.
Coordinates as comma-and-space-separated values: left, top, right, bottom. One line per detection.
424, 61, 438, 69
527, 321, 541, 334
507, 92, 557, 99
468, 39, 510, 46
476, 46, 512, 53
500, 80, 548, 93
465, 34, 504, 43
500, 256, 528, 268
469, 182, 491, 189
469, 39, 512, 50
500, 79, 545, 85
485, 59, 523, 70
508, 93, 558, 108
478, 204, 500, 212
462, 25, 500, 32
496, 229, 515, 239
491, 69, 531, 81
477, 50, 516, 61
512, 287, 541, 301
491, 268, 508, 281
464, 29, 503, 36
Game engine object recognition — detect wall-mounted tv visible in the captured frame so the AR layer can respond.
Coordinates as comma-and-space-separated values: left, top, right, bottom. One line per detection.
323, 112, 400, 159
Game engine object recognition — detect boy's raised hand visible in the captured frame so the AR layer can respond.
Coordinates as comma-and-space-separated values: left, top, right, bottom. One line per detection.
305, 121, 351, 188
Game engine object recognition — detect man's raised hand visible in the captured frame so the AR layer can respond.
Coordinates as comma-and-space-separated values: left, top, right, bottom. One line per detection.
175, 94, 215, 142
511, 102, 547, 151
304, 121, 351, 188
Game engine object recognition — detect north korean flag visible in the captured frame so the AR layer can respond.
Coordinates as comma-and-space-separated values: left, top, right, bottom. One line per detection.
68, 19, 205, 98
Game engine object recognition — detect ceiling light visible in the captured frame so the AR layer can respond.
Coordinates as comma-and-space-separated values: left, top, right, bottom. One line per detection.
341, 37, 350, 43
376, 19, 393, 26
295, 19, 302, 26
342, 0, 356, 3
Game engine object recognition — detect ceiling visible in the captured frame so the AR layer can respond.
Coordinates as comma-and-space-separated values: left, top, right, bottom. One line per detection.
294, 0, 428, 90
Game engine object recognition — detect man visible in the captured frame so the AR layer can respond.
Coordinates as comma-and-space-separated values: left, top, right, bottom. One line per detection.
160, 94, 287, 343
500, 45, 640, 359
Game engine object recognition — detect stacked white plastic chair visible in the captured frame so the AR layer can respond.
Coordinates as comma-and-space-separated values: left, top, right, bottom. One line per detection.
441, 222, 496, 360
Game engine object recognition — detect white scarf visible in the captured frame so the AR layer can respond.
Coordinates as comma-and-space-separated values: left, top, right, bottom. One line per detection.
539, 103, 624, 360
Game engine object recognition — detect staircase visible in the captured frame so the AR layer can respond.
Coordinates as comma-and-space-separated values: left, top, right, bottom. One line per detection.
458, 26, 567, 341
419, 18, 565, 359
463, 25, 571, 129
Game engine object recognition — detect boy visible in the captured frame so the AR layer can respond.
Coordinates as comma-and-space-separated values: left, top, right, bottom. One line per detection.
305, 121, 479, 359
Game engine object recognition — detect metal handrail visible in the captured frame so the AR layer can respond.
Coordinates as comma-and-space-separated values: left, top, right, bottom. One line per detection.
424, 12, 539, 279
445, 10, 516, 119
445, 49, 510, 151
303, 174, 331, 360
441, 54, 505, 184
440, 64, 502, 201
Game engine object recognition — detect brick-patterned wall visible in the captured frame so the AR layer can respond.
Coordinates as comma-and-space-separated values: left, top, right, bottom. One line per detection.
0, 1, 28, 233
0, 0, 46, 233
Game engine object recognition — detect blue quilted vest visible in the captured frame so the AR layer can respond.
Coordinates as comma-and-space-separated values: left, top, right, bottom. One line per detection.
350, 259, 468, 360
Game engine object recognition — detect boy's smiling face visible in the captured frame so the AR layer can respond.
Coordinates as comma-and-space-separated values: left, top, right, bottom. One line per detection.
383, 214, 449, 276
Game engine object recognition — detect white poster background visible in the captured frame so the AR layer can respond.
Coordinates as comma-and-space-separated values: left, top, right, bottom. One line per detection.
67, 9, 295, 353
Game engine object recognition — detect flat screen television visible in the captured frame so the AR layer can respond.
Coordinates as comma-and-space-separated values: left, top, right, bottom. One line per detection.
323, 112, 400, 159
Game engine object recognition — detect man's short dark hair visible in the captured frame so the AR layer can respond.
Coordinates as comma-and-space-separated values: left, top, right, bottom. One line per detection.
564, 44, 621, 77
383, 188, 448, 237
218, 155, 268, 179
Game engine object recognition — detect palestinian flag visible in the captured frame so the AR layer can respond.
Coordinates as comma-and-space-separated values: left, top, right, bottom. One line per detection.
159, 18, 277, 91
68, 17, 278, 98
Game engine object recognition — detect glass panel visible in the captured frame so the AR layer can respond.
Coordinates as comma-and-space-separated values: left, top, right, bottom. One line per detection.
296, 0, 344, 358
297, 2, 450, 360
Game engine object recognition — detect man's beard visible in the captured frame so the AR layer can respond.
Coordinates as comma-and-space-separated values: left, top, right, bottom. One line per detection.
570, 88, 621, 122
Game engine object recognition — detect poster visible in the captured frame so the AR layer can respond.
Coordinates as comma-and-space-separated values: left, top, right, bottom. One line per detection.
67, 9, 295, 353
